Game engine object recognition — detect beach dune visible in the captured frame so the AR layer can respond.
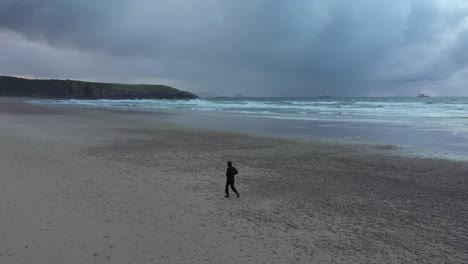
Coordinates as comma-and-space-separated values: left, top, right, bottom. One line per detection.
0, 99, 466, 263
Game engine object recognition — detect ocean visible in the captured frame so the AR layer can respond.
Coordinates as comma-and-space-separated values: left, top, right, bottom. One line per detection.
33, 97, 468, 159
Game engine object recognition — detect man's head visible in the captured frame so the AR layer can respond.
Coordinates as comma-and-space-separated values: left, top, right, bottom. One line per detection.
227, 161, 232, 167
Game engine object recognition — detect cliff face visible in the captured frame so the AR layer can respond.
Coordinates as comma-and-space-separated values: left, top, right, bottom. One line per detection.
0, 76, 198, 99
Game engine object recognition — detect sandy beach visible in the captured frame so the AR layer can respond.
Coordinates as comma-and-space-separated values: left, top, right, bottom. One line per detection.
0, 98, 467, 264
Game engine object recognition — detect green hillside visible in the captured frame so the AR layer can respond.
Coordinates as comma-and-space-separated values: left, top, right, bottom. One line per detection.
0, 76, 198, 99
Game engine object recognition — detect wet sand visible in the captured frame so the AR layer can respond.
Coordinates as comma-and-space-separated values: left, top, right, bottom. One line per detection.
0, 98, 467, 263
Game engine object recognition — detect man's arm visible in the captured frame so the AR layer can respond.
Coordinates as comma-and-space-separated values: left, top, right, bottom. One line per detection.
234, 168, 238, 175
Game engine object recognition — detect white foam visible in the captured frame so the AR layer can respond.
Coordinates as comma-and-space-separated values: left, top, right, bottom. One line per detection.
31, 97, 468, 132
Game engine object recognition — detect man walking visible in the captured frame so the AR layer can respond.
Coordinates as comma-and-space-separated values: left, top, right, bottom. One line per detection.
225, 161, 240, 198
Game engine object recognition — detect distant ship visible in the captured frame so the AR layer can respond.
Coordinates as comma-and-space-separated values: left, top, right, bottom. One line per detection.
417, 93, 430, 97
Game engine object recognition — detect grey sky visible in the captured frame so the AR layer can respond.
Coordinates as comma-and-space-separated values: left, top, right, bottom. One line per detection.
0, 0, 467, 96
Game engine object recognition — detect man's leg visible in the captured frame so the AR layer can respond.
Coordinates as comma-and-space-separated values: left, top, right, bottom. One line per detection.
225, 178, 230, 197
230, 178, 239, 198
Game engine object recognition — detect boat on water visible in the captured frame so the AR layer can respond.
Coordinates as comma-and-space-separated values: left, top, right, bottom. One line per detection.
417, 93, 430, 97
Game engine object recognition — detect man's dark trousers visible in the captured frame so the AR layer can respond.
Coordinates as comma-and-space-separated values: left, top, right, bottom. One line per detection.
225, 177, 238, 196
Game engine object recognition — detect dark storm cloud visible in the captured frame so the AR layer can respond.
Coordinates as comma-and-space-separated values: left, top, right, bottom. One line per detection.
0, 0, 467, 96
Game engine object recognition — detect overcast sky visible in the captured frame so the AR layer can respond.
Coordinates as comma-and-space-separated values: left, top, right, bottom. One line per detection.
1, 0, 467, 96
